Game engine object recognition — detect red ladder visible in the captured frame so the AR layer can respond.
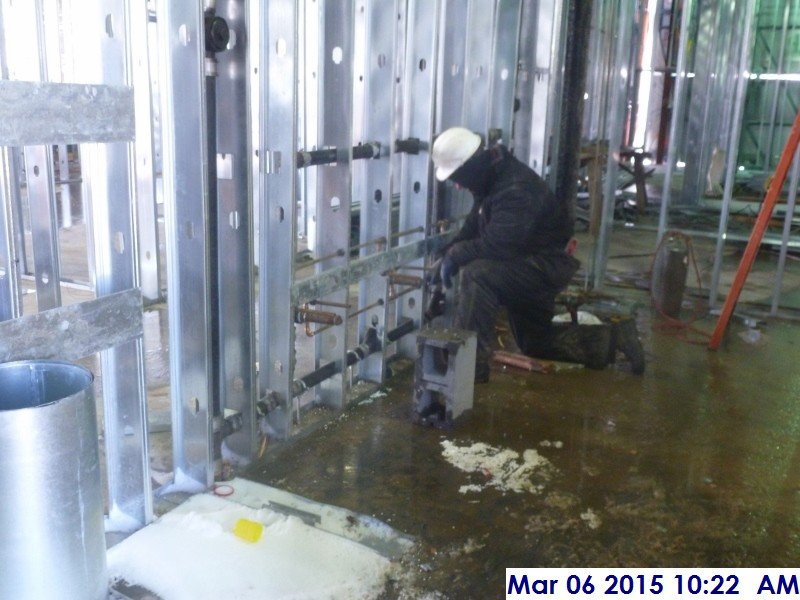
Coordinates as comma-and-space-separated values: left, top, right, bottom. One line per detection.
708, 109, 800, 350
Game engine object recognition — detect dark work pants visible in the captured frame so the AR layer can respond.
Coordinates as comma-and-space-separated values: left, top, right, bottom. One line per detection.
454, 253, 579, 368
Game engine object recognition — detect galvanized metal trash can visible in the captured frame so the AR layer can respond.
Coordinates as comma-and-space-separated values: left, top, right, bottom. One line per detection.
0, 360, 107, 600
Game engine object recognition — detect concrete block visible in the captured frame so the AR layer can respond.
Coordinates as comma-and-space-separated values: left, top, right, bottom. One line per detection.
413, 328, 476, 424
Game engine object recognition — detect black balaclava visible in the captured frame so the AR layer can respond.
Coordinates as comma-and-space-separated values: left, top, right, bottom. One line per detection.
449, 147, 493, 197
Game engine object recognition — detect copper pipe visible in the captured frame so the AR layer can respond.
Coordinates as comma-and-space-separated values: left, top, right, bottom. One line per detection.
386, 271, 422, 288
492, 350, 552, 374
301, 302, 344, 337
306, 323, 333, 337
350, 236, 387, 252
298, 248, 346, 267
388, 285, 418, 302
390, 226, 424, 240
347, 299, 384, 320
294, 308, 343, 326
309, 299, 351, 309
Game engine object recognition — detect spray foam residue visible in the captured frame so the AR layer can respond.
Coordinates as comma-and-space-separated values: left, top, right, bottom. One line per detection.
440, 440, 556, 494
580, 508, 602, 530
107, 493, 391, 600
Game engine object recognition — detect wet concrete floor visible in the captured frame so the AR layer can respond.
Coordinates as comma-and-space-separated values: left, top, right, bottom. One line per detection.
244, 291, 800, 598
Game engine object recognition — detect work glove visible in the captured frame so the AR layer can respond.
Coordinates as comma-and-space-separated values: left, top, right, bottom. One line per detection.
440, 255, 459, 289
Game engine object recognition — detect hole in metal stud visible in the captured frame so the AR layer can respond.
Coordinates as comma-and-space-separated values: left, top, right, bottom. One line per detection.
178, 24, 190, 46
113, 231, 125, 254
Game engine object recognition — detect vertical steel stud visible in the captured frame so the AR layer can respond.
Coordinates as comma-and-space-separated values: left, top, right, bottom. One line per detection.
0, 0, 22, 321
591, 0, 635, 290
71, 0, 153, 527
488, 0, 522, 148
396, 0, 441, 359
313, 0, 355, 409
214, 0, 256, 462
130, 0, 161, 303
158, 0, 214, 489
355, 0, 398, 384
258, 0, 298, 438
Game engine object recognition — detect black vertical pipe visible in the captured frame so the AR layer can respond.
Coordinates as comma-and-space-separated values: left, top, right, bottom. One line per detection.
206, 70, 221, 417
203, 7, 231, 420
554, 0, 594, 229
203, 5, 223, 417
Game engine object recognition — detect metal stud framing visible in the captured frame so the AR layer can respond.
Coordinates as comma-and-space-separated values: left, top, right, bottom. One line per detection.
0, 0, 154, 529
658, 0, 696, 240
158, 0, 214, 489
214, 0, 256, 464
709, 0, 759, 308
438, 0, 468, 134
489, 0, 522, 147
462, 0, 496, 136
258, 0, 298, 438
130, 0, 161, 303
0, 0, 22, 322
75, 0, 153, 529
355, 0, 399, 384
396, 0, 441, 359
591, 0, 635, 290
313, 0, 355, 410
679, 1, 741, 206
515, 0, 566, 175
435, 0, 470, 232
8, 0, 62, 311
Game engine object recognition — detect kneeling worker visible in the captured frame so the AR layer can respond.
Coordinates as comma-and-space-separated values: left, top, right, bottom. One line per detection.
429, 127, 581, 382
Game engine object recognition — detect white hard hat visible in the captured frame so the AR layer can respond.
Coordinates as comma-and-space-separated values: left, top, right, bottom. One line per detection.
431, 127, 482, 181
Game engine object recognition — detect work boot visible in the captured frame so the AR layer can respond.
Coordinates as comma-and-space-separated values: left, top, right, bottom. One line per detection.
548, 323, 613, 370
609, 316, 645, 375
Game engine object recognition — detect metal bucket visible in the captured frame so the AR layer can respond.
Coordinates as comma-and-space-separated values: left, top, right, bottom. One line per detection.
0, 360, 107, 600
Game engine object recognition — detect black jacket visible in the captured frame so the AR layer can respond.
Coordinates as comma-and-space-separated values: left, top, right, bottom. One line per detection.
447, 145, 574, 267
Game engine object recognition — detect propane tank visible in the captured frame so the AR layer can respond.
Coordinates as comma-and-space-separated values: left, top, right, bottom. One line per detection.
651, 233, 689, 318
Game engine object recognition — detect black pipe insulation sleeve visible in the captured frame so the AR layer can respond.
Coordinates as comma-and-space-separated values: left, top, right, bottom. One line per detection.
285, 322, 416, 400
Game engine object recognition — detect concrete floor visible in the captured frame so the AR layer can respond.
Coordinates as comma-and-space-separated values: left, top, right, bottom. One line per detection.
19, 183, 800, 597
242, 291, 800, 597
